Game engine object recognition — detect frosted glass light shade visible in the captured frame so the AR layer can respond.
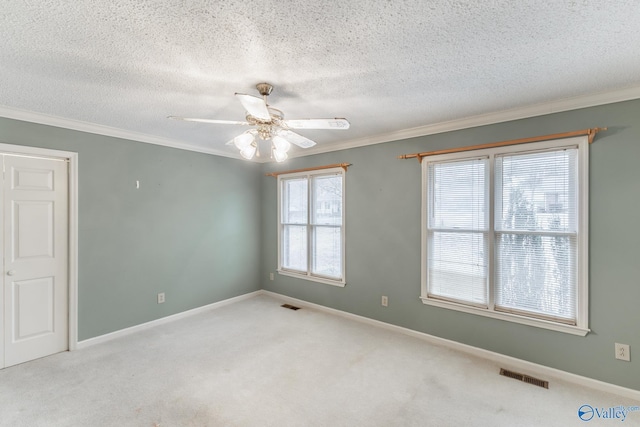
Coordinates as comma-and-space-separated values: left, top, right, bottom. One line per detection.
233, 132, 255, 149
272, 135, 291, 152
240, 144, 257, 160
273, 149, 288, 162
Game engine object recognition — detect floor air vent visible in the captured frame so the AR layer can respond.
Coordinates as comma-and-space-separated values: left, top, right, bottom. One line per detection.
281, 304, 301, 311
500, 368, 549, 389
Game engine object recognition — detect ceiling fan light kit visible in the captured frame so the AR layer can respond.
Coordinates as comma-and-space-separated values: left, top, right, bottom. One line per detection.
239, 144, 257, 160
169, 83, 350, 162
272, 135, 291, 152
231, 131, 256, 149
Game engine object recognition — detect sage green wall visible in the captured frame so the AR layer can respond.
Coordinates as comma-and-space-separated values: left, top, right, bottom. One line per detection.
261, 98, 640, 391
2, 98, 638, 390
0, 117, 262, 340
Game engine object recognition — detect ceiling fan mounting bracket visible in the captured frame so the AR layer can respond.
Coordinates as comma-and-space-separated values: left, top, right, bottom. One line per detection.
256, 82, 273, 97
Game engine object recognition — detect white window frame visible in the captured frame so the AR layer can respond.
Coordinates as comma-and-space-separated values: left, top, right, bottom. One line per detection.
277, 167, 346, 287
421, 136, 589, 336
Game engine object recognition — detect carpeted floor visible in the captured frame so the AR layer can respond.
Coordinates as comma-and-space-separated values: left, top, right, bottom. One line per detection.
0, 294, 638, 426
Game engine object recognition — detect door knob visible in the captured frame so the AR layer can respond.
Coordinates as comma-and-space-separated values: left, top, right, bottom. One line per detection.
7, 270, 15, 276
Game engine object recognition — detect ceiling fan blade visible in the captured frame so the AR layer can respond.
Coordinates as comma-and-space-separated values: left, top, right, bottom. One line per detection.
235, 93, 270, 120
283, 118, 350, 130
277, 130, 317, 148
168, 116, 249, 125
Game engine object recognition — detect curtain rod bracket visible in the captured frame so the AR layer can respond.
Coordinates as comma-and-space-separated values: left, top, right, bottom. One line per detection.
588, 127, 607, 144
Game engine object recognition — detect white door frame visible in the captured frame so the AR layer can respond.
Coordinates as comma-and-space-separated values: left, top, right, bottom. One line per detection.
0, 142, 78, 351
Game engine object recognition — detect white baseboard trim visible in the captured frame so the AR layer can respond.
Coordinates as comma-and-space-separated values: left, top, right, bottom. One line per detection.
76, 291, 262, 349
259, 290, 640, 401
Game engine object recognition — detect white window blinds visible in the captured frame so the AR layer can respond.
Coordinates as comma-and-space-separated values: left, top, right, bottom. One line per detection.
422, 137, 587, 333
427, 158, 489, 306
494, 148, 578, 323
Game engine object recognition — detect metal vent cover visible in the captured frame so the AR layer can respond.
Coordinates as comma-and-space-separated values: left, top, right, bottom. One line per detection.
500, 368, 549, 389
281, 304, 301, 311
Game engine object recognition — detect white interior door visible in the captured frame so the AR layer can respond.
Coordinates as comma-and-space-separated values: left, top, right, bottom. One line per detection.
1, 155, 68, 368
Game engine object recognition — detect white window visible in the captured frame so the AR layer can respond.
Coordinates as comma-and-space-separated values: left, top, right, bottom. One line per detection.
422, 136, 589, 335
278, 167, 345, 286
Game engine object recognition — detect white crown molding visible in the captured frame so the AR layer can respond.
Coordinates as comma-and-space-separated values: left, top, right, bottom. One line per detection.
0, 105, 239, 159
260, 290, 640, 401
3, 84, 640, 162
290, 84, 640, 159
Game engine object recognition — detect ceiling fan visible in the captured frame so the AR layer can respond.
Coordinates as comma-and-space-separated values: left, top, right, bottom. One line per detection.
169, 83, 350, 162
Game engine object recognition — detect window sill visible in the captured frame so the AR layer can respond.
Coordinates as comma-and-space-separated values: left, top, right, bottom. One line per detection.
420, 296, 589, 336
277, 270, 346, 288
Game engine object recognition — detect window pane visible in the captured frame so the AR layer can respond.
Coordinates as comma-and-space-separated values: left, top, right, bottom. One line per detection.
312, 174, 342, 226
429, 158, 487, 230
495, 233, 576, 322
496, 149, 577, 232
428, 231, 487, 305
312, 226, 342, 278
282, 225, 307, 271
282, 178, 307, 224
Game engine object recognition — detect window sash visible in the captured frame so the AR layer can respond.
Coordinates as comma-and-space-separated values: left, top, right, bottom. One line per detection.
427, 230, 489, 307
427, 157, 489, 231
494, 232, 577, 324
311, 225, 342, 279
281, 224, 308, 272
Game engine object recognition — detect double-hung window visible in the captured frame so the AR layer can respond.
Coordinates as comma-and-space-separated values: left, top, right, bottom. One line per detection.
422, 136, 588, 335
278, 167, 345, 286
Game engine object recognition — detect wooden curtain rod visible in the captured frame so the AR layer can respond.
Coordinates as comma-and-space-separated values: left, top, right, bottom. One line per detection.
398, 127, 607, 163
265, 162, 351, 177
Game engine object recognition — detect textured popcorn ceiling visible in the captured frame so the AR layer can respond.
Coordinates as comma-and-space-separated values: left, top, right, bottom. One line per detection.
1, 1, 640, 160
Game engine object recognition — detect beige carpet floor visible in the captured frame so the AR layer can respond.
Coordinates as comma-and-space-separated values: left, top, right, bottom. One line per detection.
0, 294, 638, 426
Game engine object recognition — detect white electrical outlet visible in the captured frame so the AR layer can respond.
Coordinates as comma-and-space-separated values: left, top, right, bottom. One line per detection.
381, 296, 388, 307
270, 273, 274, 281
157, 292, 165, 304
615, 343, 630, 361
